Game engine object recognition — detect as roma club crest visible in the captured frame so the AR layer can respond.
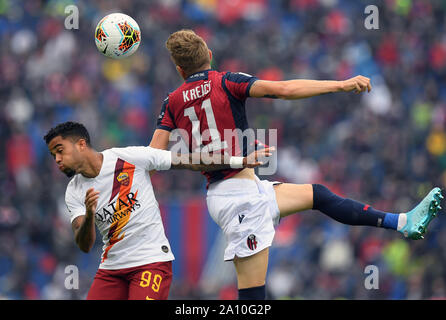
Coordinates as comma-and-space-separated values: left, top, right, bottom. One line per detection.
117, 172, 130, 186
247, 234, 257, 250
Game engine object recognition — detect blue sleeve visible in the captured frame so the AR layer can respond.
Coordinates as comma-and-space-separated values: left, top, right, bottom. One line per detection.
223, 72, 258, 100
156, 96, 175, 131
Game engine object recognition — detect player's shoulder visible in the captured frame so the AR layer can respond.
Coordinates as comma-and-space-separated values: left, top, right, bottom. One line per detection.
107, 145, 156, 162
106, 146, 123, 155
161, 95, 169, 104
222, 71, 257, 83
107, 145, 146, 154
65, 174, 83, 197
106, 146, 135, 160
160, 89, 175, 107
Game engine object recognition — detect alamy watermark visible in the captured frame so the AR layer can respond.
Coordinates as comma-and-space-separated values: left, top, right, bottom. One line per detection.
169, 128, 278, 175
64, 5, 79, 30
64, 265, 79, 290
64, 4, 379, 31
364, 265, 379, 290
364, 5, 379, 30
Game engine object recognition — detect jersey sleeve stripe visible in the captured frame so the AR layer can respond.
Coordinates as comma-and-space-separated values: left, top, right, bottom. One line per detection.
156, 96, 176, 131
221, 73, 249, 156
166, 103, 176, 127
245, 77, 258, 97
156, 124, 174, 132
223, 72, 258, 100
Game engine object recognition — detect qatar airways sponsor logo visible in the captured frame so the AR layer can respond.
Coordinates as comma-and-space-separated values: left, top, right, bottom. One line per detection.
95, 192, 141, 223
183, 80, 212, 102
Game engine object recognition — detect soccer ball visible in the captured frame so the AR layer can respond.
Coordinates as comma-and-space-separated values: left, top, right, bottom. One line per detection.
95, 13, 141, 59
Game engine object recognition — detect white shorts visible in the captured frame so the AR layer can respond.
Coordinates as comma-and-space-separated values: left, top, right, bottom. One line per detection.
206, 176, 282, 261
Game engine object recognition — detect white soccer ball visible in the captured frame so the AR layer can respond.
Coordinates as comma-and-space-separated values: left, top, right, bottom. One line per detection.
95, 13, 141, 59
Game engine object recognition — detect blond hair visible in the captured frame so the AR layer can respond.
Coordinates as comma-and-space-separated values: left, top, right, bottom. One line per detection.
166, 29, 210, 75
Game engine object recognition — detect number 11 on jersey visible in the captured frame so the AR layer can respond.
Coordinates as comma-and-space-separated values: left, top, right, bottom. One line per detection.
184, 98, 228, 153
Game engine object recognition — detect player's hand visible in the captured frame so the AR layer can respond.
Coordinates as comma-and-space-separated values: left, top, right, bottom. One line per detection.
340, 75, 371, 93
85, 188, 100, 218
243, 147, 275, 168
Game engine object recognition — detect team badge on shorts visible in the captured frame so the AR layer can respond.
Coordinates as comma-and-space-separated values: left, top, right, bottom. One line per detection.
247, 234, 257, 250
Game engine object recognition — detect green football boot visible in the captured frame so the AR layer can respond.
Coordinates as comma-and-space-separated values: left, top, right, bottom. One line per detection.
399, 187, 443, 240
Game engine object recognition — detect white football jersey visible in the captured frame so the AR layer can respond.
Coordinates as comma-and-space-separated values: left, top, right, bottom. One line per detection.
64, 146, 175, 270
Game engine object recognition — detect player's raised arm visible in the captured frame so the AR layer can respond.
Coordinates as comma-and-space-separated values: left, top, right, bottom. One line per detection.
149, 129, 170, 151
171, 147, 275, 171
249, 75, 372, 100
148, 129, 171, 177
72, 188, 98, 253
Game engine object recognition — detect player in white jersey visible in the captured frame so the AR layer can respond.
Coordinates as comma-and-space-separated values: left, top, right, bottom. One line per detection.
44, 121, 271, 300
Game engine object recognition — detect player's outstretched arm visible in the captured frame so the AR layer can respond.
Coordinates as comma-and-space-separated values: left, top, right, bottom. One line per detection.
249, 75, 371, 100
71, 188, 98, 253
148, 129, 171, 177
149, 129, 170, 150
171, 147, 275, 171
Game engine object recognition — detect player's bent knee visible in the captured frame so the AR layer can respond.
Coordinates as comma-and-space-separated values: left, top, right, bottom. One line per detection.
274, 183, 314, 218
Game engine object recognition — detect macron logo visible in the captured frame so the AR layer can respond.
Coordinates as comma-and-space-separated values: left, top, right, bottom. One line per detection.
239, 214, 245, 223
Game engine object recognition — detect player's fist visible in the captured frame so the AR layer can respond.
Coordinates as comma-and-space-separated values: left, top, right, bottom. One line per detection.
244, 147, 275, 168
85, 188, 100, 217
340, 75, 371, 93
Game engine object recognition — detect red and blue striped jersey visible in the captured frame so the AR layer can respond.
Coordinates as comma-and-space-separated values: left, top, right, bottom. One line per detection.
156, 69, 258, 186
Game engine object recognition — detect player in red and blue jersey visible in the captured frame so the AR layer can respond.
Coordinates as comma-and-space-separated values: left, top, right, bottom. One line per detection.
156, 68, 258, 186
150, 29, 443, 300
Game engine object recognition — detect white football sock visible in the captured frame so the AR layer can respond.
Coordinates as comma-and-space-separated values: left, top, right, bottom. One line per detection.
397, 213, 407, 231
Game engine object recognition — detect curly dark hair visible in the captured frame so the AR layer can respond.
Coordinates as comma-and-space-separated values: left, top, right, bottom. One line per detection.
43, 121, 91, 146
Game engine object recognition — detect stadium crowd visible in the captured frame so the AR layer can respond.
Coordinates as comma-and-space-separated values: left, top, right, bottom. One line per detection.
1, 0, 446, 299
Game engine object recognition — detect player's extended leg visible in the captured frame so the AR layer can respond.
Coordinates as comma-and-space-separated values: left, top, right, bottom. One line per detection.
273, 183, 443, 239
233, 247, 269, 299
275, 183, 394, 226
273, 183, 314, 217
